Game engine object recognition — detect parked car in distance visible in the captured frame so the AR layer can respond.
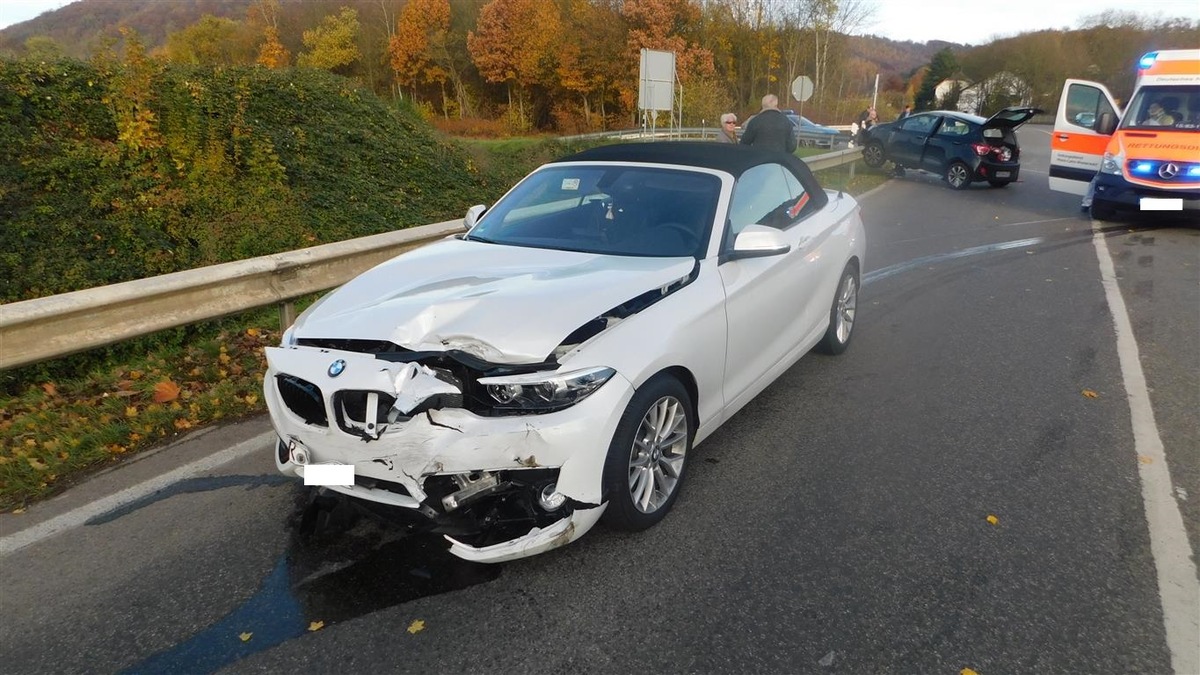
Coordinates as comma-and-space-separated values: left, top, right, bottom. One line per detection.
861, 106, 1042, 189
264, 142, 865, 563
784, 110, 842, 148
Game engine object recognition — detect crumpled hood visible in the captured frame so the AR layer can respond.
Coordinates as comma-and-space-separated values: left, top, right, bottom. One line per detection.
292, 237, 696, 363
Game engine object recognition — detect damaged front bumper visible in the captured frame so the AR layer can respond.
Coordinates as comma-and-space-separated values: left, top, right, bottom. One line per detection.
264, 346, 632, 562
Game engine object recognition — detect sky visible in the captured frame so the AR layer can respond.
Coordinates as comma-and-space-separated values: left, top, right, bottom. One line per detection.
0, 0, 1197, 42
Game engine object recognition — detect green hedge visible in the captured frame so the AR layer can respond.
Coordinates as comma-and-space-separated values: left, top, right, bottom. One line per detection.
0, 58, 485, 303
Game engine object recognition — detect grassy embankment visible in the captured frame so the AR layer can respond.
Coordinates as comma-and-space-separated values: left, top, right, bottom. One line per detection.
0, 55, 887, 509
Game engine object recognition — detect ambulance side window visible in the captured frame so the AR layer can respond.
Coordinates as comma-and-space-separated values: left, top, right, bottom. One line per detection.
1065, 84, 1117, 131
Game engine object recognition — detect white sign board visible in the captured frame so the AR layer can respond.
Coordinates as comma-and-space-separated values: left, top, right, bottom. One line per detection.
791, 75, 814, 103
639, 49, 675, 112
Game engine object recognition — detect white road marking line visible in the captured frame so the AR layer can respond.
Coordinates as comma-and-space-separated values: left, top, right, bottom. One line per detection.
1091, 225, 1200, 675
0, 431, 274, 557
863, 237, 1044, 285
997, 216, 1072, 227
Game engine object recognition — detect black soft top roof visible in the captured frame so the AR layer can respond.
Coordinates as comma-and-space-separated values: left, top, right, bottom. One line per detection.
554, 141, 829, 210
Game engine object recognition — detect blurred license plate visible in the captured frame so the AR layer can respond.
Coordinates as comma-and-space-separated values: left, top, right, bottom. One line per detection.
1140, 198, 1182, 211
995, 171, 1011, 178
305, 464, 354, 486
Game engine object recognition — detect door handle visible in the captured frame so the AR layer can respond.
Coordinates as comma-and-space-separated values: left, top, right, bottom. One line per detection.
1056, 134, 1069, 141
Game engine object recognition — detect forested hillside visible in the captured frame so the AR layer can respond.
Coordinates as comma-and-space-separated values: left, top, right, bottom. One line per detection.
3, 0, 1195, 133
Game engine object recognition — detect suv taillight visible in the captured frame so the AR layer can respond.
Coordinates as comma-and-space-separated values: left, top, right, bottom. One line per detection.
971, 143, 990, 156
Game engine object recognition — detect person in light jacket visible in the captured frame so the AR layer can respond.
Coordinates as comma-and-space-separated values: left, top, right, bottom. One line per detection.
717, 113, 739, 143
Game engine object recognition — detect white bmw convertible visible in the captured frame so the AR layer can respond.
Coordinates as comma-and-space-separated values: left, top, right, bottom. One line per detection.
264, 142, 865, 563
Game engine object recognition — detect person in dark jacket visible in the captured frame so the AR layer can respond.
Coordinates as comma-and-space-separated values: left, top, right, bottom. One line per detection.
739, 94, 797, 154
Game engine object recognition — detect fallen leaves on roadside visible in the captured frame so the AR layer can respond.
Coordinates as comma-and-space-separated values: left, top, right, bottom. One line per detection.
42, 382, 57, 396
125, 406, 138, 418
407, 619, 425, 634
962, 669, 980, 675
1082, 389, 1099, 399
308, 621, 324, 632
239, 632, 252, 642
1138, 455, 1154, 465
986, 515, 999, 525
153, 380, 181, 403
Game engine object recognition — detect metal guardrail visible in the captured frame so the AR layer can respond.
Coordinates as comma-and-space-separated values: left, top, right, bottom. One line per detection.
560, 126, 851, 149
0, 146, 862, 371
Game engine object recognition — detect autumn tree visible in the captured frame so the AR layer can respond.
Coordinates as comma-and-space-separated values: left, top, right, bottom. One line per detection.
468, 0, 561, 129
620, 0, 715, 119
390, 0, 453, 111
297, 6, 361, 72
164, 15, 256, 66
257, 26, 291, 68
555, 0, 628, 127
23, 36, 64, 61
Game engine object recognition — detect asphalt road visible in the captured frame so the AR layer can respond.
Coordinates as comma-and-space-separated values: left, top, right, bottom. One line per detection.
1, 125, 1196, 675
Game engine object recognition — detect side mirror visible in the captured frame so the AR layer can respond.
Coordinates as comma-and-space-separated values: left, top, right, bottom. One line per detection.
729, 224, 790, 260
1097, 112, 1118, 136
464, 204, 487, 229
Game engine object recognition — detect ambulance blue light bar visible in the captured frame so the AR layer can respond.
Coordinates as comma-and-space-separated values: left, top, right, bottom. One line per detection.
1139, 52, 1158, 70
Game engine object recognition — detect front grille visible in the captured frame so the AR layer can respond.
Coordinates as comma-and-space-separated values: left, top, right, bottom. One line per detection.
1124, 159, 1200, 185
276, 374, 327, 426
334, 389, 399, 435
296, 338, 401, 354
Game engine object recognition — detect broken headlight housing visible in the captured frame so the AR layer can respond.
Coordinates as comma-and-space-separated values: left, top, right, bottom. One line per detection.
478, 366, 615, 412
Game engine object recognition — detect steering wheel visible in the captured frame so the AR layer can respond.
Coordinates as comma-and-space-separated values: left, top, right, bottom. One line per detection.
657, 222, 701, 252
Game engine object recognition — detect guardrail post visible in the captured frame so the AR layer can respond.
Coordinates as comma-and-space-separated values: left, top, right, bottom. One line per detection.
279, 301, 296, 330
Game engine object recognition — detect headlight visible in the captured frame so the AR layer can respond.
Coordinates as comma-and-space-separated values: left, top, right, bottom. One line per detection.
1099, 152, 1123, 175
478, 366, 615, 412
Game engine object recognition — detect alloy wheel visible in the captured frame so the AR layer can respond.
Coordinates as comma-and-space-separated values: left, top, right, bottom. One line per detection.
834, 274, 857, 344
627, 396, 688, 513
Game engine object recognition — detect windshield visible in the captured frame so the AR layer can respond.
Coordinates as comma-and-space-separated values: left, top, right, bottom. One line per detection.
466, 166, 720, 258
1121, 85, 1200, 131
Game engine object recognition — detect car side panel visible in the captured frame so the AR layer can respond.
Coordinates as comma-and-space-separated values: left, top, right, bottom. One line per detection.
717, 195, 855, 411
721, 195, 863, 419
888, 122, 931, 167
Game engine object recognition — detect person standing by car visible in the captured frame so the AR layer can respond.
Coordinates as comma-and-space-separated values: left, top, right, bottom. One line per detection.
716, 113, 739, 143
898, 104, 912, 120
740, 94, 797, 153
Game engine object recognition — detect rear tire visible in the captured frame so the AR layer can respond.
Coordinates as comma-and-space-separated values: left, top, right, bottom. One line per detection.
945, 161, 972, 190
863, 142, 886, 168
601, 375, 694, 531
1090, 198, 1117, 221
817, 261, 859, 356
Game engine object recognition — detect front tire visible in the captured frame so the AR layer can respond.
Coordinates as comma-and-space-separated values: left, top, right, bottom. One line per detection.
945, 161, 972, 189
863, 142, 886, 168
602, 375, 693, 531
817, 262, 859, 355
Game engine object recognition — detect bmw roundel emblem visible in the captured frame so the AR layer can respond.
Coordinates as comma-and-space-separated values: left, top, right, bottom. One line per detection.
328, 359, 346, 377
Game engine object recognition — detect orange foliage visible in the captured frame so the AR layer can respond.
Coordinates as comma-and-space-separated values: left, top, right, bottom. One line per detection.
257, 25, 290, 68
389, 0, 450, 88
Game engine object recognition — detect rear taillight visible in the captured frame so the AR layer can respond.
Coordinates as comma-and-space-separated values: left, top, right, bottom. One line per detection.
971, 143, 990, 156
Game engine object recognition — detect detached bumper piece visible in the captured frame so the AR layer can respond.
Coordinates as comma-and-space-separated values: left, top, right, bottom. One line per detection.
309, 466, 600, 563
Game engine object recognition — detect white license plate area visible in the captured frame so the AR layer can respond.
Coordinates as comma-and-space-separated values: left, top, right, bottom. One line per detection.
305, 464, 355, 486
1140, 197, 1183, 211
994, 171, 1011, 178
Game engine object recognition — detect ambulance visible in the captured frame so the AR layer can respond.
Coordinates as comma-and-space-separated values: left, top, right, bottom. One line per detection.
1049, 49, 1200, 220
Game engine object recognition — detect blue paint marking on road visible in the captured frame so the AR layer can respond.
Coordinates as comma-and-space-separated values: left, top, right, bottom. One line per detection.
85, 474, 290, 526
863, 237, 1045, 286
121, 556, 304, 675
